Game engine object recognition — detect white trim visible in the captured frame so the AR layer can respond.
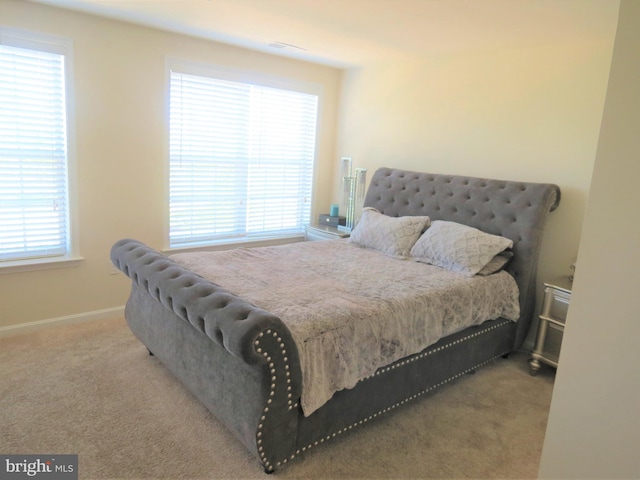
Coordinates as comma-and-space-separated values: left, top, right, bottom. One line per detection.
0, 306, 125, 338
0, 26, 80, 266
0, 255, 84, 275
166, 56, 324, 96
0, 26, 72, 55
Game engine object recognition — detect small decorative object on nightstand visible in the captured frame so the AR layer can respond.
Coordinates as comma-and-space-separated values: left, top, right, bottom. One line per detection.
305, 224, 350, 241
318, 214, 346, 227
529, 278, 572, 375
338, 157, 367, 232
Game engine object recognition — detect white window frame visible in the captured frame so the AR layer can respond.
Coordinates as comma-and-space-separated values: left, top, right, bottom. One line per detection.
0, 27, 80, 274
165, 58, 321, 251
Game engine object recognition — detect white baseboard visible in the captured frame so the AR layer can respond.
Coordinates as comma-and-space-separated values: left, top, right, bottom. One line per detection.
0, 306, 125, 338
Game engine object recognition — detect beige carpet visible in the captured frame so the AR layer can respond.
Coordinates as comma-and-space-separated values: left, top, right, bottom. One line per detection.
0, 317, 555, 479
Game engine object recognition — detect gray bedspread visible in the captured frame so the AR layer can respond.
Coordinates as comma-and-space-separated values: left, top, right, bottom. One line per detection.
171, 240, 519, 415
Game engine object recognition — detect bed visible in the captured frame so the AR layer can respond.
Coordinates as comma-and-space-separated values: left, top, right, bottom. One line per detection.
110, 167, 560, 472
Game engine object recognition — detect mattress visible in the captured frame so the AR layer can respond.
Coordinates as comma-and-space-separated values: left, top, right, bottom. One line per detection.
171, 239, 520, 415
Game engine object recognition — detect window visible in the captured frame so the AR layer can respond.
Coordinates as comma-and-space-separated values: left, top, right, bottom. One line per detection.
0, 29, 74, 266
168, 63, 319, 249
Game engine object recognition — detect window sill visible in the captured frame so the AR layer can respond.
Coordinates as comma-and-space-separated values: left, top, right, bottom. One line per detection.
164, 234, 305, 255
0, 255, 84, 275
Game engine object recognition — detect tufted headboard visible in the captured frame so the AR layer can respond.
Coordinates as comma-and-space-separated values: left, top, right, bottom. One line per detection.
364, 167, 560, 348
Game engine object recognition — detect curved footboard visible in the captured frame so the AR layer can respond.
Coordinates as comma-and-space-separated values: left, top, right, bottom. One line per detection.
110, 239, 302, 471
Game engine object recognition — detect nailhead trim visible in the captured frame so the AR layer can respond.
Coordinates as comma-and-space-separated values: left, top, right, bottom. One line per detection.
271, 350, 510, 469
254, 328, 298, 472
363, 319, 510, 380
258, 319, 510, 471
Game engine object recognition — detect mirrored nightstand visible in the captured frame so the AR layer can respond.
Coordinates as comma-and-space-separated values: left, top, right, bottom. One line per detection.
529, 278, 572, 375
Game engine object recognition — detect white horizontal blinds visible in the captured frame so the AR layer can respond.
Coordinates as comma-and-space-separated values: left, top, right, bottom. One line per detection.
169, 73, 250, 246
246, 86, 317, 235
169, 70, 318, 248
0, 44, 69, 262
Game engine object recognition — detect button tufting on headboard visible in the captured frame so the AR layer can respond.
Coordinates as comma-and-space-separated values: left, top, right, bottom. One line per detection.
363, 167, 560, 349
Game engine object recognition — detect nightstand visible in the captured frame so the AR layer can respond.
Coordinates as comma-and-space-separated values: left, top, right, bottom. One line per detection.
529, 278, 572, 375
305, 224, 350, 241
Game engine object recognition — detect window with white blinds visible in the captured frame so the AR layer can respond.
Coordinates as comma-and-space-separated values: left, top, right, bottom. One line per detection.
169, 67, 319, 248
0, 35, 71, 264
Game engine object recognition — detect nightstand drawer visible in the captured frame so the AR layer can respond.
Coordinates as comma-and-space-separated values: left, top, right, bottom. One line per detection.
547, 289, 570, 325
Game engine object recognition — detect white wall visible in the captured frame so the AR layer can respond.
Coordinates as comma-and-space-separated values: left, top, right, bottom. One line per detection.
0, 0, 340, 329
538, 1, 640, 477
0, 0, 621, 350
335, 6, 619, 347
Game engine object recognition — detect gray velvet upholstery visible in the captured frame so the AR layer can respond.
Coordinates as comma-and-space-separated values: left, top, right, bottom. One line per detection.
111, 167, 560, 472
364, 168, 560, 348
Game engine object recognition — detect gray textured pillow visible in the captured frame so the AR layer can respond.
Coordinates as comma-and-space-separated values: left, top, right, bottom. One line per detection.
349, 208, 431, 259
411, 220, 513, 276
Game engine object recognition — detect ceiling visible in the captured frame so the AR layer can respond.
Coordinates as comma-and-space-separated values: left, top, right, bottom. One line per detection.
29, 0, 617, 68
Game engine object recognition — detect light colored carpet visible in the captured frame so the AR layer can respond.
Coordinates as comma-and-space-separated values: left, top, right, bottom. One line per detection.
0, 317, 555, 479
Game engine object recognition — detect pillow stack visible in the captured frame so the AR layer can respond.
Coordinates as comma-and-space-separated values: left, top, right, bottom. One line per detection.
348, 208, 430, 259
349, 209, 513, 277
410, 220, 513, 277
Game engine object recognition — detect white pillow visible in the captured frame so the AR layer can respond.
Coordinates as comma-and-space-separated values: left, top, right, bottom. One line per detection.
411, 220, 513, 276
349, 208, 431, 259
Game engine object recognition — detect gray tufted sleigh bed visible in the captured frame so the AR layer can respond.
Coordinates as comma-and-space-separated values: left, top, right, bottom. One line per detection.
110, 167, 560, 472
